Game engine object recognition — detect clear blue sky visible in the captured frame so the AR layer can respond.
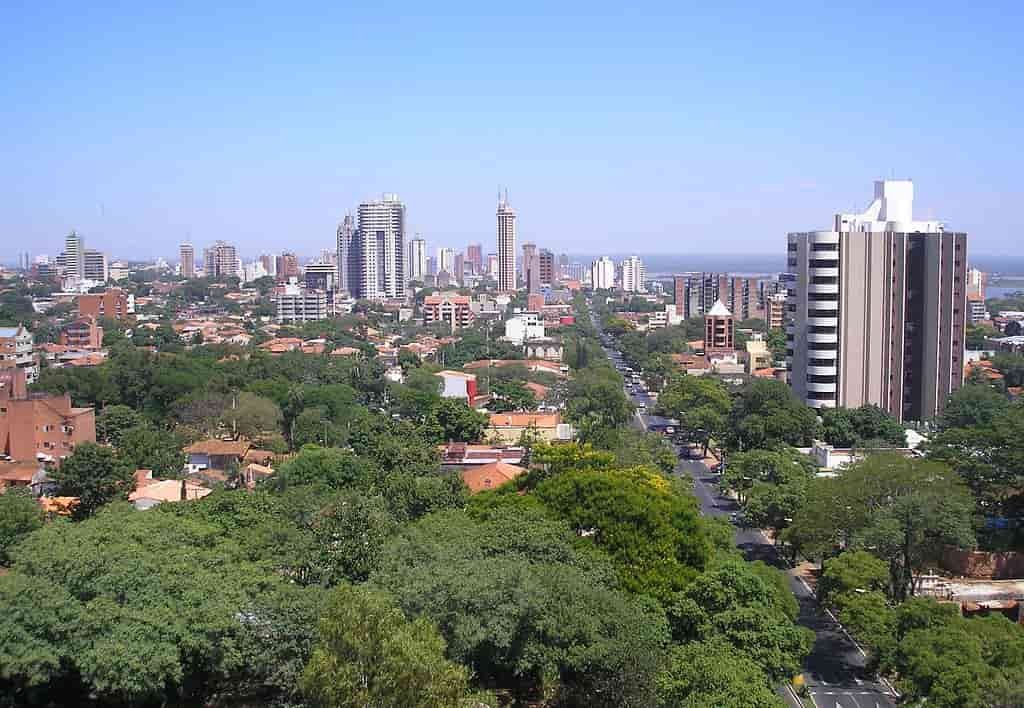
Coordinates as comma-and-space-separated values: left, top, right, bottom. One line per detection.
2, 1, 1021, 261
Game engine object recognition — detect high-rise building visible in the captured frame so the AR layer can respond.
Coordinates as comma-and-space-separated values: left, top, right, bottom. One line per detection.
276, 252, 299, 282
539, 249, 555, 287
305, 261, 337, 295
522, 243, 539, 293
408, 237, 428, 282
673, 275, 686, 311
355, 193, 405, 300
259, 254, 278, 278
497, 193, 516, 292
275, 281, 329, 323
454, 253, 465, 285
620, 256, 645, 293
486, 253, 499, 278
203, 241, 239, 278
83, 249, 108, 282
438, 247, 457, 276
180, 243, 195, 279
64, 231, 85, 279
591, 257, 615, 290
466, 244, 483, 275
336, 214, 356, 293
966, 267, 985, 300
705, 300, 735, 350
787, 180, 967, 422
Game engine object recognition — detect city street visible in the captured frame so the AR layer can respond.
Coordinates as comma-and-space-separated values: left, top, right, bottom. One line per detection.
597, 326, 897, 708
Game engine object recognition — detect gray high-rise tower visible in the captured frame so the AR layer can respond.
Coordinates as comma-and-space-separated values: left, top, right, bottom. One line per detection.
497, 192, 516, 292
336, 214, 356, 294
355, 194, 405, 300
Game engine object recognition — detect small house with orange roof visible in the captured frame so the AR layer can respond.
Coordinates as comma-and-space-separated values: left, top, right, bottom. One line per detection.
462, 461, 526, 494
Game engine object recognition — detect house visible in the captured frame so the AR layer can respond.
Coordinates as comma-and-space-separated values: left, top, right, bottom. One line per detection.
462, 461, 526, 494
0, 393, 96, 463
440, 443, 525, 467
184, 439, 252, 472
129, 474, 212, 510
60, 317, 104, 349
524, 337, 563, 362
0, 460, 43, 492
437, 370, 478, 400
504, 313, 544, 345
241, 463, 275, 489
486, 412, 571, 444
0, 325, 38, 384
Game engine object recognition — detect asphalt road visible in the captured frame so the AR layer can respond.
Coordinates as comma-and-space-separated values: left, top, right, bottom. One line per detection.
596, 332, 896, 708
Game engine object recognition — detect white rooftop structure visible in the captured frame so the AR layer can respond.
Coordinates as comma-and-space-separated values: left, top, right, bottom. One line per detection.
834, 180, 944, 234
706, 299, 732, 317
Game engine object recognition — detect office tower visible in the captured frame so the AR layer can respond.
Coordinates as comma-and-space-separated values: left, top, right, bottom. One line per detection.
497, 193, 516, 292
966, 267, 985, 299
83, 249, 108, 282
355, 193, 405, 300
438, 247, 456, 276
180, 243, 195, 279
564, 262, 586, 282
673, 275, 686, 310
204, 241, 239, 278
276, 252, 299, 282
427, 256, 438, 277
305, 261, 337, 294
486, 253, 499, 278
466, 243, 483, 274
63, 230, 85, 279
591, 256, 615, 289
539, 249, 555, 287
705, 300, 735, 350
620, 256, 645, 293
454, 253, 465, 284
409, 237, 428, 281
259, 253, 278, 278
522, 243, 540, 293
275, 282, 329, 323
336, 214, 356, 293
787, 180, 967, 422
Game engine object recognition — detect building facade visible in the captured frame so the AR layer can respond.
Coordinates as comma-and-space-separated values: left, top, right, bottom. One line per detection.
408, 237, 428, 282
203, 241, 239, 278
336, 214, 357, 293
84, 250, 108, 282
497, 193, 516, 292
60, 317, 104, 349
0, 326, 37, 385
423, 293, 474, 331
466, 244, 483, 275
355, 194, 405, 300
0, 392, 96, 463
180, 243, 195, 279
275, 283, 329, 323
787, 180, 967, 422
77, 288, 132, 321
591, 257, 615, 290
63, 230, 85, 279
620, 255, 645, 293
704, 300, 735, 350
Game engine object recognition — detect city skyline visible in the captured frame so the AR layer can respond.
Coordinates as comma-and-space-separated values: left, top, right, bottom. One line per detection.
3, 4, 1021, 260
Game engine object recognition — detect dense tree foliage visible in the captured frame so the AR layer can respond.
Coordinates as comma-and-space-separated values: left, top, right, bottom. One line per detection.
819, 405, 906, 448
50, 442, 133, 519
657, 374, 730, 455
724, 379, 819, 451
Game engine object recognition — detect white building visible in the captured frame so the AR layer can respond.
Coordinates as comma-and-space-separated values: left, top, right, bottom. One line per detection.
244, 260, 268, 283
336, 214, 356, 294
497, 193, 516, 292
355, 194, 405, 300
437, 247, 457, 275
504, 312, 545, 345
408, 237, 428, 281
63, 231, 85, 279
108, 261, 130, 282
274, 279, 328, 323
620, 255, 645, 293
591, 256, 615, 290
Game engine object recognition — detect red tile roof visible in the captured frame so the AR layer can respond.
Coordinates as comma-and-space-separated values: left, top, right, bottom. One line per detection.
462, 462, 526, 494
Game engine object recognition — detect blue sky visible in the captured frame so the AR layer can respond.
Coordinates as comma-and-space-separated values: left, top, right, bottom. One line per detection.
2, 1, 1021, 261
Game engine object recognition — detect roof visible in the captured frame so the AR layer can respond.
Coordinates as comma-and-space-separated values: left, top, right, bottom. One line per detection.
706, 299, 732, 317
462, 462, 526, 494
437, 370, 476, 380
0, 461, 41, 483
488, 412, 560, 429
129, 479, 212, 503
440, 443, 525, 465
0, 326, 26, 338
184, 439, 252, 457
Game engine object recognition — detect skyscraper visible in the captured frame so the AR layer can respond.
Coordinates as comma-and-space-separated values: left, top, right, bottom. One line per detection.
180, 243, 195, 279
620, 255, 645, 293
466, 243, 483, 275
276, 252, 299, 282
83, 250, 108, 282
203, 241, 239, 278
522, 243, 539, 293
355, 193, 405, 300
497, 193, 516, 292
539, 249, 555, 287
408, 237, 428, 282
591, 257, 615, 290
787, 180, 967, 422
336, 214, 356, 293
438, 247, 456, 276
64, 230, 85, 279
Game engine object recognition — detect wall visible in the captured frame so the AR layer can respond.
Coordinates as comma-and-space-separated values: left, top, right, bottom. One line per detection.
941, 546, 1024, 580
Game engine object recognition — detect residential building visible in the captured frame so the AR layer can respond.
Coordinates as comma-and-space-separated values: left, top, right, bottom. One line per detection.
454, 253, 465, 285
704, 300, 735, 351
336, 214, 357, 292
524, 337, 563, 361
967, 294, 987, 325
539, 249, 555, 287
423, 293, 474, 331
486, 412, 571, 444
304, 261, 337, 295
203, 241, 239, 278
504, 312, 544, 344
84, 249, 108, 282
564, 262, 586, 282
180, 243, 195, 278
0, 326, 37, 384
60, 317, 103, 349
0, 392, 96, 463
620, 255, 645, 293
462, 462, 526, 494
63, 230, 85, 279
967, 267, 985, 299
259, 253, 278, 278
77, 288, 132, 321
765, 292, 788, 330
408, 237, 428, 281
184, 439, 252, 473
497, 192, 517, 292
108, 261, 130, 282
522, 243, 539, 292
487, 253, 499, 279
591, 256, 615, 290
275, 252, 300, 282
787, 180, 967, 422
355, 194, 405, 300
466, 243, 483, 274
274, 281, 329, 323
436, 370, 478, 400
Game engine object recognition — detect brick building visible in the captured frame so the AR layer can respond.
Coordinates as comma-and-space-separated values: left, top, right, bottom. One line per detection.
77, 288, 131, 321
423, 293, 474, 331
60, 316, 104, 349
0, 325, 37, 384
0, 392, 97, 462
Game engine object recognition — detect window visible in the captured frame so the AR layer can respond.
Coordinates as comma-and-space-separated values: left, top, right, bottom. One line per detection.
809, 292, 839, 302
809, 259, 839, 267
812, 242, 839, 251
811, 276, 837, 284
809, 325, 837, 334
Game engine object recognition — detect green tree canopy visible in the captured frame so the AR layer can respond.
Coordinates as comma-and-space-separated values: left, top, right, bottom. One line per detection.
657, 374, 731, 455
820, 405, 906, 448
0, 488, 43, 565
725, 379, 819, 451
50, 442, 133, 519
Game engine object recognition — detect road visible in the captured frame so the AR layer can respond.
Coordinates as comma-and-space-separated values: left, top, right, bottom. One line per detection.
596, 326, 896, 708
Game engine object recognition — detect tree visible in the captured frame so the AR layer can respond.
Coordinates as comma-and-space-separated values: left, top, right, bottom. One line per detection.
817, 550, 890, 606
535, 467, 709, 601
95, 404, 144, 447
720, 448, 813, 505
428, 398, 488, 442
820, 405, 905, 448
50, 443, 133, 519
221, 391, 283, 440
485, 379, 536, 412
656, 640, 785, 708
937, 383, 1010, 430
785, 454, 975, 602
274, 445, 377, 491
564, 365, 633, 444
310, 492, 398, 584
300, 585, 473, 708
117, 424, 185, 478
725, 379, 819, 451
0, 488, 43, 565
657, 375, 731, 455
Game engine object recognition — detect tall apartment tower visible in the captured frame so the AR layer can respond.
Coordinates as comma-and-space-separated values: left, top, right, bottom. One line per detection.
620, 255, 645, 293
64, 231, 85, 279
496, 193, 516, 292
466, 244, 483, 275
538, 249, 555, 287
521, 243, 539, 293
204, 241, 239, 278
180, 243, 195, 279
408, 237, 428, 282
355, 194, 405, 300
591, 256, 616, 290
787, 180, 967, 422
336, 214, 357, 293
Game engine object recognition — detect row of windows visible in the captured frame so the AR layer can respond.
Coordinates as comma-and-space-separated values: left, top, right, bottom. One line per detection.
807, 391, 835, 400
807, 374, 838, 383
809, 341, 839, 350
809, 292, 839, 301
808, 358, 835, 366
809, 326, 837, 334
809, 309, 838, 318
809, 259, 839, 268
812, 242, 839, 251
811, 276, 838, 285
